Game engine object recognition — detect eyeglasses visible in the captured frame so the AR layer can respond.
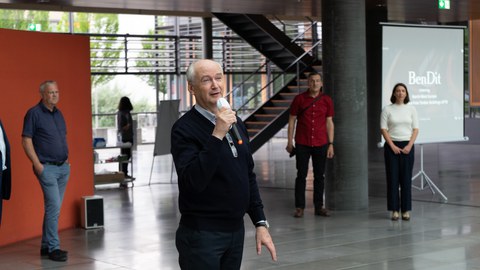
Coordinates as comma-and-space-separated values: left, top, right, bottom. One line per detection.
225, 133, 238, 158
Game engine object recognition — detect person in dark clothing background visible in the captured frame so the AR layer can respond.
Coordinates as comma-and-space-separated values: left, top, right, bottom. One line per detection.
117, 96, 134, 179
171, 59, 276, 269
0, 119, 11, 227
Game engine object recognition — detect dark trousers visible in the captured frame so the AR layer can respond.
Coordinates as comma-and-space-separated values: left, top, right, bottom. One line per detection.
295, 144, 328, 209
176, 224, 245, 270
384, 141, 415, 212
121, 139, 133, 175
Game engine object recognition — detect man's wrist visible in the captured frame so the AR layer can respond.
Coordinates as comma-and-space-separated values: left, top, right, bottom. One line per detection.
255, 220, 270, 229
211, 132, 224, 141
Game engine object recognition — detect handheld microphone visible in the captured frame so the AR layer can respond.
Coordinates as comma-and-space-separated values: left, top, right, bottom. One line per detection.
216, 98, 243, 145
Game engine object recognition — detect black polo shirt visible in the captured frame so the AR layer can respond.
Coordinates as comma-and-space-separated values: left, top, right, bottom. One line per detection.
22, 101, 68, 163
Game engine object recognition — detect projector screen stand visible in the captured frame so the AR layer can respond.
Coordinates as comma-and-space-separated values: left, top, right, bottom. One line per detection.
412, 144, 448, 202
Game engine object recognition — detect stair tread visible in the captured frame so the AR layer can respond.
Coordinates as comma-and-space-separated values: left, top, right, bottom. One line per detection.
289, 79, 308, 83
245, 121, 270, 124
214, 12, 317, 152
263, 106, 288, 109
254, 114, 277, 117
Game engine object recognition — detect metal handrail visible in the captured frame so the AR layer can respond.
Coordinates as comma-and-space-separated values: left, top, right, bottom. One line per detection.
271, 16, 318, 44
225, 29, 320, 110
272, 15, 287, 33
235, 40, 321, 115
223, 61, 270, 100
290, 21, 317, 44
222, 15, 320, 110
287, 40, 321, 68
235, 69, 293, 114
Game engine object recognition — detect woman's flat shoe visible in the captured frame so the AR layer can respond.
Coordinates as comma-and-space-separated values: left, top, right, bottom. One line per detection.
402, 212, 410, 221
391, 211, 399, 221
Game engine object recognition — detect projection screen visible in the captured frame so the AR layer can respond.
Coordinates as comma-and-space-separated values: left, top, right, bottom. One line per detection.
382, 23, 465, 144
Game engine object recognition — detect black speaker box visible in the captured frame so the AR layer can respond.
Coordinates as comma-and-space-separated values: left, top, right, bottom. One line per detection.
81, 195, 104, 229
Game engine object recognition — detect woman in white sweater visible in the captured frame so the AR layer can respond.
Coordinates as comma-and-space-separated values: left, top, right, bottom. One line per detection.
380, 83, 419, 221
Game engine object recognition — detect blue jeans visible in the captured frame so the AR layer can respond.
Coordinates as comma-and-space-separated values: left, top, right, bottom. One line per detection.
384, 141, 414, 212
36, 163, 70, 252
294, 144, 328, 209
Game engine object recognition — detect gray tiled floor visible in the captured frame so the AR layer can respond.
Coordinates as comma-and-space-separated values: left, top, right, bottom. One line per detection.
1, 138, 480, 269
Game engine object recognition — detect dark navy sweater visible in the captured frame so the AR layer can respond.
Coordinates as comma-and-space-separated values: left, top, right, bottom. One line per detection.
171, 107, 266, 232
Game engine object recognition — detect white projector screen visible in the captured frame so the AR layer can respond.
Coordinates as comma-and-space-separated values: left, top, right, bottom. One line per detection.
382, 23, 465, 144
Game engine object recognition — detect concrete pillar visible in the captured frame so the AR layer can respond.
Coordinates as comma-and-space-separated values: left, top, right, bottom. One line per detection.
322, 0, 368, 210
366, 4, 388, 198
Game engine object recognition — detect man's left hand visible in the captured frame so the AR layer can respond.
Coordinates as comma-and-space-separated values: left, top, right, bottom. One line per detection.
255, 227, 277, 262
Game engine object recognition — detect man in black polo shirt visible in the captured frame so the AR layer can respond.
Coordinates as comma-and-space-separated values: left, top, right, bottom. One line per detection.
22, 80, 70, 262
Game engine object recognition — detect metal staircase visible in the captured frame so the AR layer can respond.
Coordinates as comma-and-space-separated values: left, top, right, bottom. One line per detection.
214, 13, 321, 152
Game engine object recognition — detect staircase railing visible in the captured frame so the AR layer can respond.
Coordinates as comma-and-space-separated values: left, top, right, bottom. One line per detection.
223, 60, 270, 99
230, 40, 321, 118
275, 17, 318, 45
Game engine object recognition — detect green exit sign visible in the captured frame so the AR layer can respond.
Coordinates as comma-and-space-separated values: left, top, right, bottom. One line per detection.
439, 0, 451, 9
27, 23, 42, 31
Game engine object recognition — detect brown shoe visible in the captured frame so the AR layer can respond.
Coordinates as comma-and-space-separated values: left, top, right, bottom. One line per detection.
401, 212, 410, 221
294, 208, 304, 218
391, 211, 400, 221
315, 208, 330, 217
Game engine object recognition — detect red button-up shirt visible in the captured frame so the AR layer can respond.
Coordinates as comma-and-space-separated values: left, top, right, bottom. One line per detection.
289, 91, 334, 147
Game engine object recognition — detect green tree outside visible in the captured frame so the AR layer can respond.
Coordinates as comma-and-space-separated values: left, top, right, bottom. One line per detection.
92, 84, 125, 128
57, 12, 122, 88
136, 29, 168, 99
92, 83, 155, 128
0, 9, 51, 31
0, 10, 156, 131
0, 10, 121, 89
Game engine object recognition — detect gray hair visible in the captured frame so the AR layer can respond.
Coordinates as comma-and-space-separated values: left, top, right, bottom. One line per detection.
39, 80, 57, 93
186, 59, 223, 83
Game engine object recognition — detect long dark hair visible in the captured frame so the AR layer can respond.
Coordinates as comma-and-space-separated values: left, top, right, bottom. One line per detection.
390, 83, 410, 104
118, 96, 133, 111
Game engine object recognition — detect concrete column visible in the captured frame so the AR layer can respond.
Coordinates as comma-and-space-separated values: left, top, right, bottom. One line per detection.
322, 0, 368, 210
202, 17, 213, 59
366, 4, 388, 198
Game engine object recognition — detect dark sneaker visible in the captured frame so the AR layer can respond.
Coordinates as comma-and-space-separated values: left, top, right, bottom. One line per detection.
48, 249, 68, 262
40, 248, 49, 256
41, 248, 68, 257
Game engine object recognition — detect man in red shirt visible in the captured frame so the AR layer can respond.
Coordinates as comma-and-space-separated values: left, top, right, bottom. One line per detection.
286, 72, 335, 218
